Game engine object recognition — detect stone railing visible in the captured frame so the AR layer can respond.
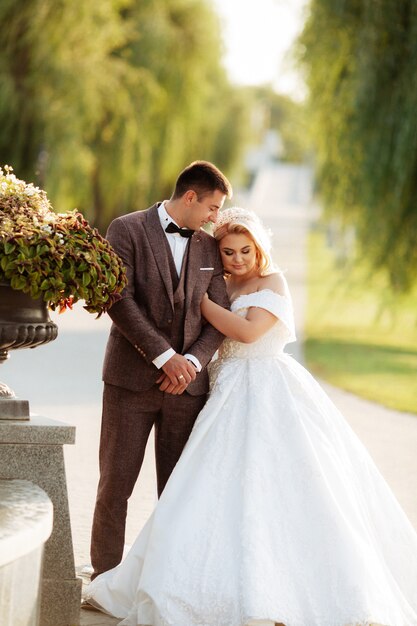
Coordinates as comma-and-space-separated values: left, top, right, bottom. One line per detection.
0, 479, 53, 626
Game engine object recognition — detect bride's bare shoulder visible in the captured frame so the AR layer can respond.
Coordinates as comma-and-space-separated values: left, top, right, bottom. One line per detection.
257, 272, 287, 296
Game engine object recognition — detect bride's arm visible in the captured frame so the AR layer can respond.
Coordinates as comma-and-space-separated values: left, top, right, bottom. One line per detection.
201, 296, 277, 343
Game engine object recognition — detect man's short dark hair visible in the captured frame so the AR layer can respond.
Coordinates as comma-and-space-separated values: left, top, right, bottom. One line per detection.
172, 161, 232, 200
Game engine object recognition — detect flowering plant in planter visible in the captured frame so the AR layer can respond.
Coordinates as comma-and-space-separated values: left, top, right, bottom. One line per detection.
0, 165, 127, 316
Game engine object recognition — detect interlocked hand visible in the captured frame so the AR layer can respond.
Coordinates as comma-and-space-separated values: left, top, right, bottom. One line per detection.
157, 354, 196, 395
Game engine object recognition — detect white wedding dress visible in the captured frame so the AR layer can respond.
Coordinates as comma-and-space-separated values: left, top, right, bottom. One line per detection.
86, 289, 417, 626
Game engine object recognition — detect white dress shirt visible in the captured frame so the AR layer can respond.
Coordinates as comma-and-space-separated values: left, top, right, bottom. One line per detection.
152, 202, 202, 372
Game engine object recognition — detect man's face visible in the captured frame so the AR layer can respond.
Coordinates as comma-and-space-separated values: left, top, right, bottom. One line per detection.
182, 190, 226, 231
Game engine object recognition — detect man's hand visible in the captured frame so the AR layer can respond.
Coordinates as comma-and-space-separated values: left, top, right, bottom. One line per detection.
156, 373, 188, 395
157, 354, 196, 394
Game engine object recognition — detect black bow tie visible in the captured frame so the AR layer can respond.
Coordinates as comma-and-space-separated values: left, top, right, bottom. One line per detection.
165, 222, 194, 238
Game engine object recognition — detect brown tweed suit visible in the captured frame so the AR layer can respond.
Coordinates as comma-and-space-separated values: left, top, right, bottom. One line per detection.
91, 203, 229, 577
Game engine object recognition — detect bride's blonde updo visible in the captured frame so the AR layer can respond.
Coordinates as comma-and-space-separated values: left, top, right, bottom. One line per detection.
213, 207, 276, 276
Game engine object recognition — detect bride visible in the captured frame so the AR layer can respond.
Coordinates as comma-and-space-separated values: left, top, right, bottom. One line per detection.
85, 207, 417, 626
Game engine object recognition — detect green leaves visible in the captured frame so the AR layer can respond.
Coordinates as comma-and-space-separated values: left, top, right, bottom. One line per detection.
10, 275, 26, 291
4, 242, 15, 254
82, 272, 91, 287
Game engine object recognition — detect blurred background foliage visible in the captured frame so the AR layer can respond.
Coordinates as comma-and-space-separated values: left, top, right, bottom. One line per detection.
2, 0, 415, 296
1, 0, 416, 411
0, 0, 306, 232
298, 0, 417, 293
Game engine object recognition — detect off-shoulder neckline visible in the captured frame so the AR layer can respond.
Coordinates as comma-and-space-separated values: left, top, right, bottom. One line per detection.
231, 288, 288, 308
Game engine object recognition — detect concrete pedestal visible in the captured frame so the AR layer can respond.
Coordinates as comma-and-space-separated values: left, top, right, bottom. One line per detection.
0, 416, 82, 626
0, 396, 30, 420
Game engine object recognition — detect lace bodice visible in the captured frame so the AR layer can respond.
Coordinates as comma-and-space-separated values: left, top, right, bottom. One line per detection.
218, 289, 296, 360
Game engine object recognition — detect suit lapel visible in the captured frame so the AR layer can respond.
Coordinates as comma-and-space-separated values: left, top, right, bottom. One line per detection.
144, 205, 174, 309
185, 231, 203, 311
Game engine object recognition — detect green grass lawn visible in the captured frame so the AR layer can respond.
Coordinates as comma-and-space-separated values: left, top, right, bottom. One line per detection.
306, 228, 417, 414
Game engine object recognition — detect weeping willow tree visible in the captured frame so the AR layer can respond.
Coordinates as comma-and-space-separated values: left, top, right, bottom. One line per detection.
0, 0, 129, 210
298, 0, 417, 292
89, 0, 252, 230
0, 0, 251, 230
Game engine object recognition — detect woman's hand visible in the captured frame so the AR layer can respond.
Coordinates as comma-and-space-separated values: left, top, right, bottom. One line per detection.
200, 294, 277, 343
201, 292, 210, 317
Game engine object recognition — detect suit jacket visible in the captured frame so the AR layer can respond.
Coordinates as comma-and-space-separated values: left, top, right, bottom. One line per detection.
102, 203, 229, 396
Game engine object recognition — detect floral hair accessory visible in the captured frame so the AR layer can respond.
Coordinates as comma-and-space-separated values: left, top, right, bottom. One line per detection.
213, 207, 265, 233
213, 206, 272, 250
213, 206, 275, 275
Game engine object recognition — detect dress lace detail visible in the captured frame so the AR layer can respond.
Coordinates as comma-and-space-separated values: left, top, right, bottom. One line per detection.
85, 291, 417, 626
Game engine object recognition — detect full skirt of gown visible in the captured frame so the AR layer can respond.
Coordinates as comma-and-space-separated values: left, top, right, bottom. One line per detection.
86, 290, 417, 626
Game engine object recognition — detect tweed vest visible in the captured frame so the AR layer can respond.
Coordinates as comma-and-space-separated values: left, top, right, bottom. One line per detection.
161, 235, 190, 353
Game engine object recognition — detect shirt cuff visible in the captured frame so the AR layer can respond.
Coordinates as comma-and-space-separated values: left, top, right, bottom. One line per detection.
184, 353, 202, 372
153, 348, 175, 369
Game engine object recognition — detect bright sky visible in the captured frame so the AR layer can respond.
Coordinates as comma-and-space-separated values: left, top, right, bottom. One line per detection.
211, 0, 308, 98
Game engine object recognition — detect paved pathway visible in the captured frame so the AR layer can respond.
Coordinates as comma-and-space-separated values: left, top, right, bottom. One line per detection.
4, 164, 417, 626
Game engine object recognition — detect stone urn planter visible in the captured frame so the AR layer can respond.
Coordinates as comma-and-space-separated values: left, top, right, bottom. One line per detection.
0, 166, 127, 625
0, 283, 58, 419
0, 164, 127, 421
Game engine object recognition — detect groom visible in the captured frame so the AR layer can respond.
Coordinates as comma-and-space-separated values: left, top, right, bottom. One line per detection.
90, 161, 232, 579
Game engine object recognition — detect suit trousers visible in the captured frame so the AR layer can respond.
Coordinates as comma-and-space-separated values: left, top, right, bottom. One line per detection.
90, 382, 206, 578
